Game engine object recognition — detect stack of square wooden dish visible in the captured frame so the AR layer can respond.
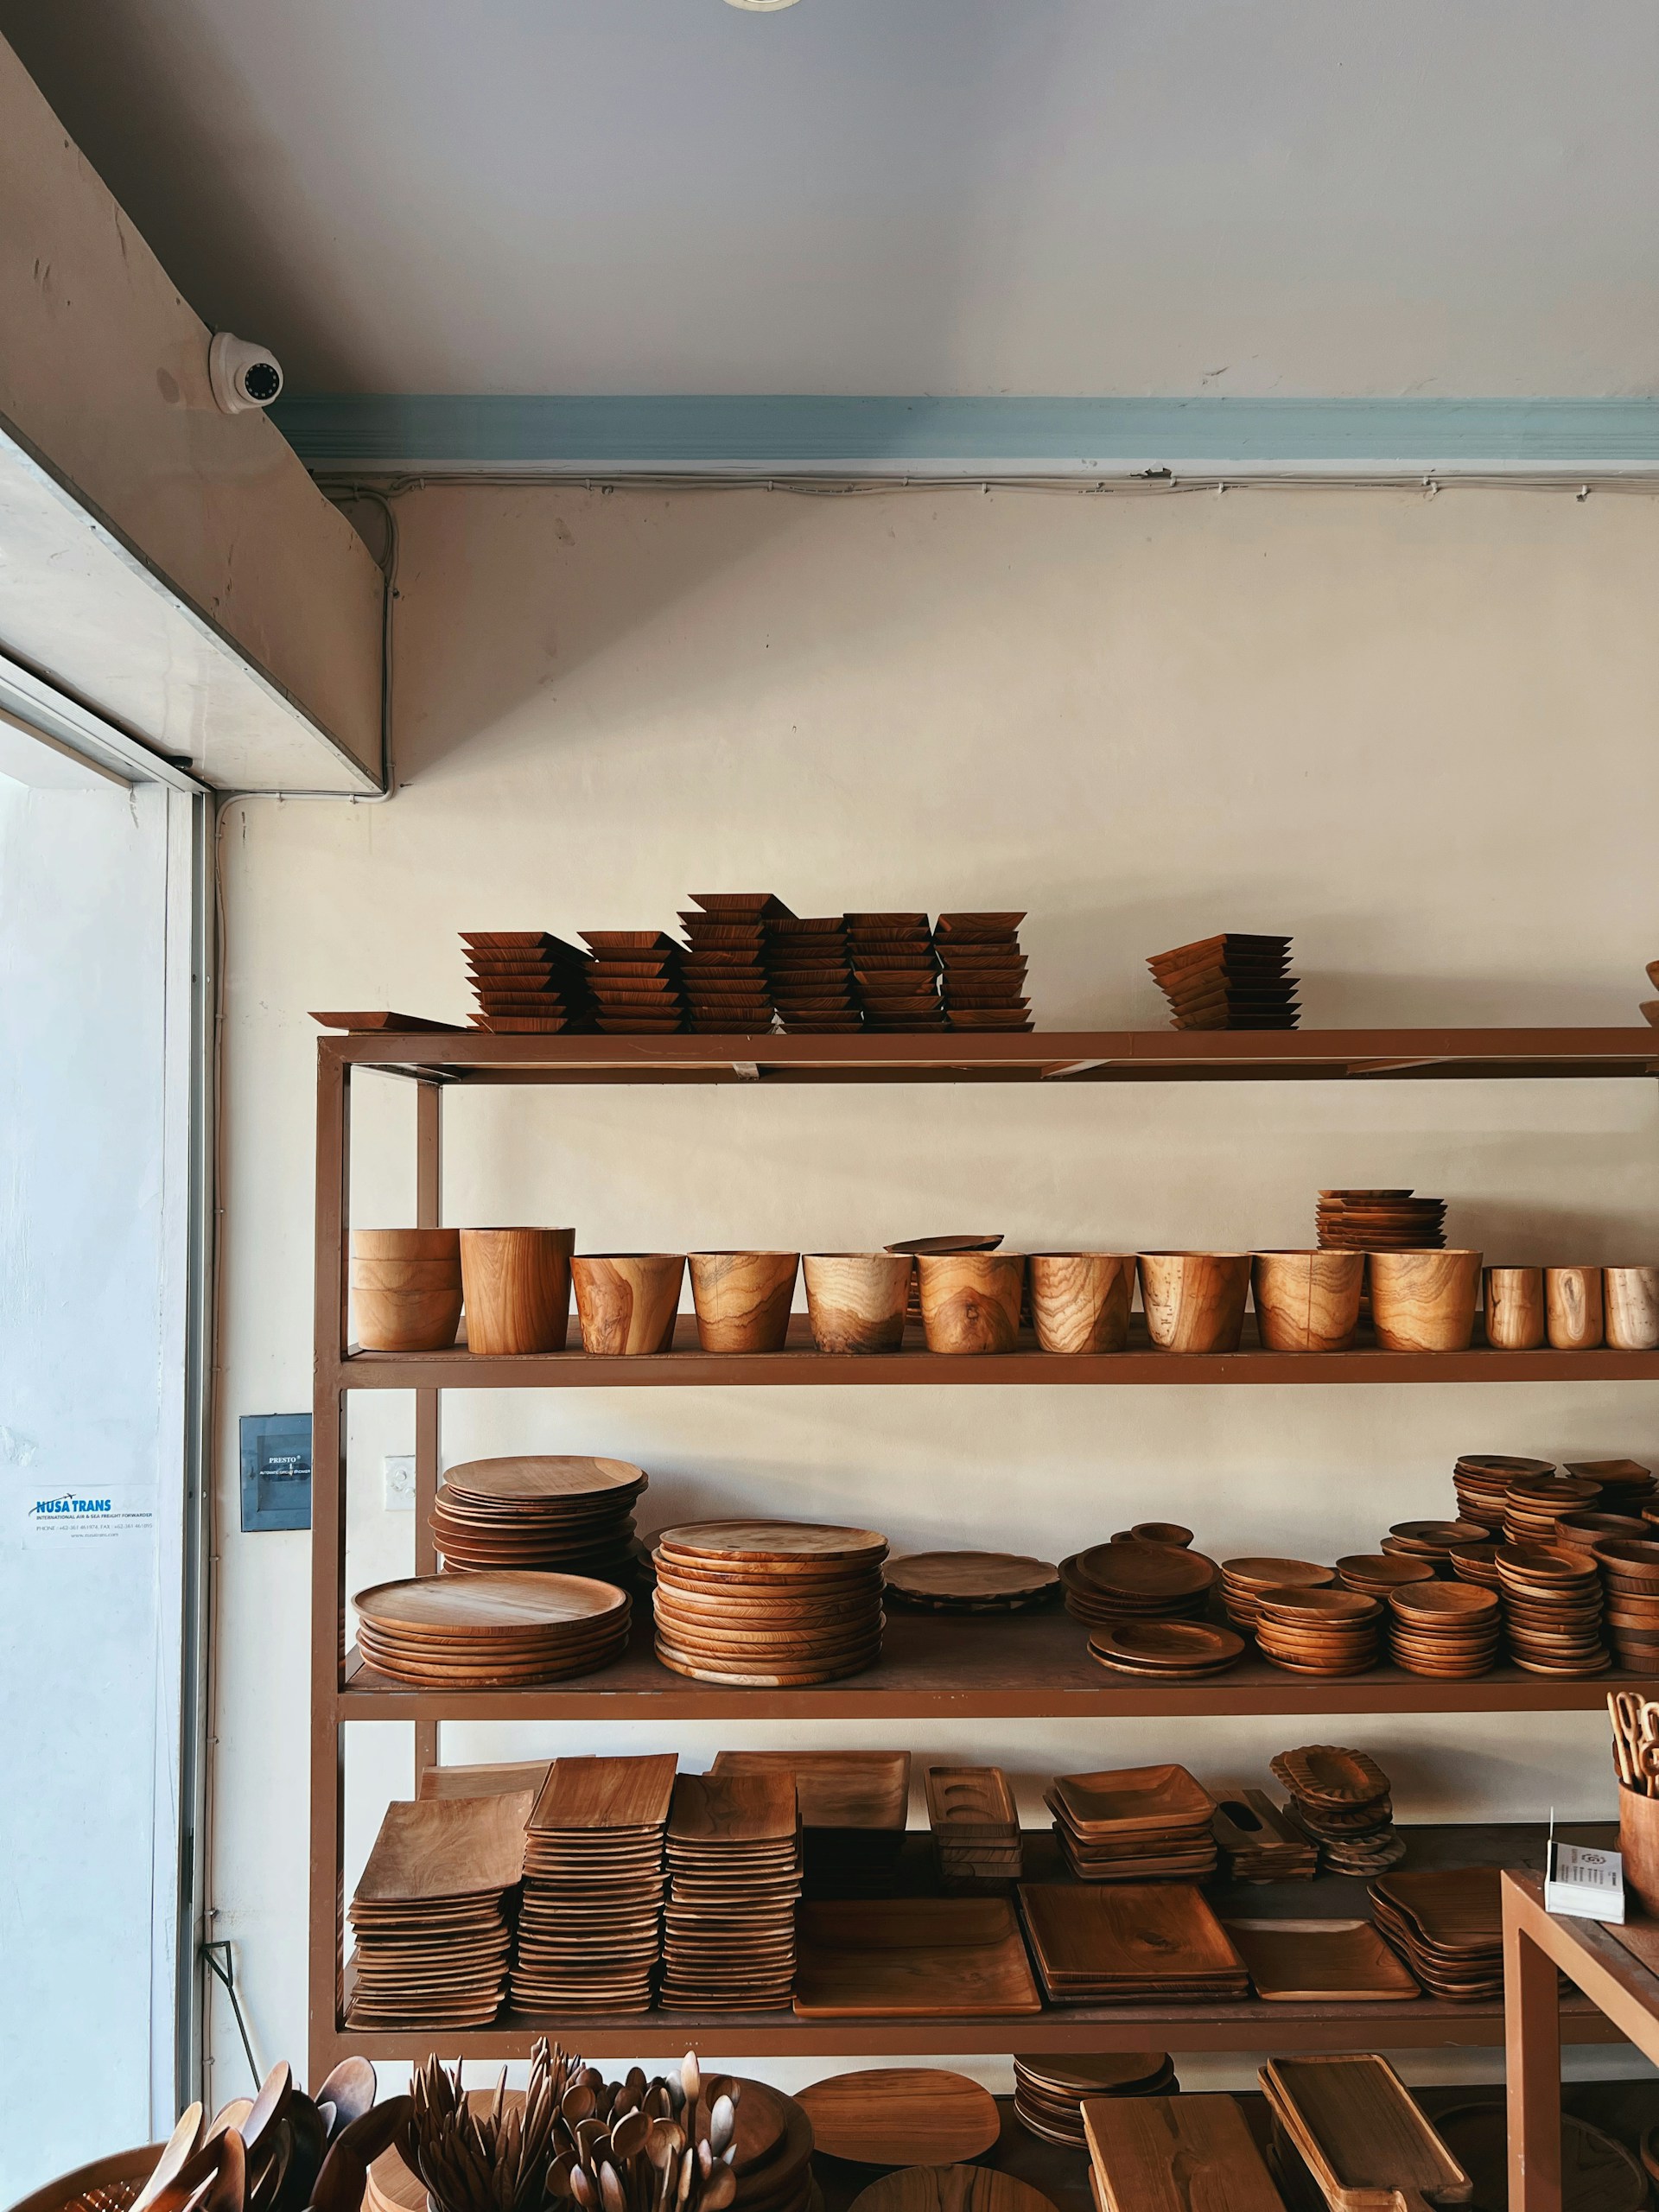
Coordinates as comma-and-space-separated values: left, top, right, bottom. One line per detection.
651, 1520, 888, 1685
764, 916, 861, 1033
677, 893, 785, 1034
709, 1749, 910, 1896
579, 929, 688, 1032
346, 1792, 531, 2029
793, 1896, 1041, 2017
1386, 1580, 1500, 1677
925, 1764, 1023, 1891
662, 1772, 803, 2011
1045, 1765, 1218, 1882
1370, 1866, 1504, 1999
1270, 1746, 1402, 1873
1595, 1539, 1659, 1668
1060, 1540, 1219, 1629
351, 1569, 632, 1685
510, 1753, 674, 2016
1019, 1881, 1249, 2004
1315, 1189, 1446, 1249
1569, 1455, 1656, 1516
1503, 1469, 1605, 1544
1496, 1542, 1611, 1675
847, 913, 945, 1030
1210, 1787, 1319, 1880
429, 1454, 645, 1584
933, 912, 1033, 1032
1221, 1556, 1334, 1633
460, 930, 596, 1033
1147, 933, 1299, 1030
1452, 1452, 1556, 1531
1253, 1586, 1383, 1676
1011, 2053, 1177, 2147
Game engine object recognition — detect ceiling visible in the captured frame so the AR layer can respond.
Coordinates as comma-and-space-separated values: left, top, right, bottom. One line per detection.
3, 0, 1656, 401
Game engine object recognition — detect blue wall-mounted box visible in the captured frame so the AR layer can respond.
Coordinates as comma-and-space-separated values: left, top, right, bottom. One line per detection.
239, 1413, 312, 1531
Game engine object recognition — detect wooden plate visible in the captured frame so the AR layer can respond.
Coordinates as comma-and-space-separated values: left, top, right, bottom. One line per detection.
847, 2171, 1054, 2212
1051, 1765, 1213, 1835
798, 2071, 1000, 2166
1087, 1621, 1245, 1672
885, 1553, 1059, 1605
1223, 1918, 1420, 1999
794, 1898, 1041, 2016
1071, 1543, 1217, 1602
353, 1572, 629, 1635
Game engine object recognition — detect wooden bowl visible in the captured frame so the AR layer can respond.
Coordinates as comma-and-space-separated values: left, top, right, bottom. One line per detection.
688, 1252, 799, 1351
1484, 1265, 1545, 1350
1028, 1254, 1134, 1353
571, 1253, 684, 1355
351, 1227, 461, 1262
459, 1228, 575, 1354
1545, 1265, 1604, 1351
1605, 1266, 1659, 1351
349, 1256, 462, 1290
916, 1252, 1026, 1354
1367, 1249, 1482, 1352
1250, 1250, 1363, 1352
353, 1282, 463, 1352
1131, 1522, 1194, 1548
1136, 1253, 1251, 1354
803, 1253, 914, 1353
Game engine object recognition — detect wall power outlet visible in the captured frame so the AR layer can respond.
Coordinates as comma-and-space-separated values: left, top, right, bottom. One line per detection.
384, 1454, 416, 1511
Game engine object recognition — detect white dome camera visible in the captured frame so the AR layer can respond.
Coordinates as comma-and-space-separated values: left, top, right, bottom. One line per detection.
208, 332, 284, 414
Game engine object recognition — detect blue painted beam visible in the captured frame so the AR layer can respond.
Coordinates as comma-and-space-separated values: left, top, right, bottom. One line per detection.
271, 393, 1659, 474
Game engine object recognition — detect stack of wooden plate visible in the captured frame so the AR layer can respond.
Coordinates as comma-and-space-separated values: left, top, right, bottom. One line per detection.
1335, 1553, 1435, 1601
1270, 1746, 1403, 1874
346, 1791, 531, 2028
652, 1520, 887, 1685
847, 914, 944, 1031
661, 1771, 802, 2011
1452, 1452, 1555, 1531
1315, 1190, 1446, 1249
1087, 1618, 1245, 1681
1060, 1541, 1218, 1628
430, 1454, 645, 1583
926, 1765, 1023, 1891
352, 1571, 632, 1685
1370, 1866, 1503, 1999
885, 1551, 1059, 1614
726, 2079, 816, 2212
1594, 1539, 1659, 1669
677, 894, 787, 1034
510, 1753, 675, 2016
1569, 1456, 1656, 1516
710, 1749, 910, 1897
579, 929, 687, 1033
1496, 1543, 1611, 1675
934, 912, 1033, 1033
1253, 1586, 1382, 1676
1146, 934, 1299, 1031
1045, 1765, 1217, 1882
1503, 1471, 1605, 1545
1381, 1519, 1488, 1572
1211, 1788, 1319, 1881
1552, 1509, 1652, 1560
1448, 1543, 1503, 1592
460, 930, 595, 1033
1018, 1881, 1249, 2002
1221, 1557, 1334, 1633
1387, 1581, 1501, 1678
1011, 2054, 1176, 2146
765, 916, 861, 1034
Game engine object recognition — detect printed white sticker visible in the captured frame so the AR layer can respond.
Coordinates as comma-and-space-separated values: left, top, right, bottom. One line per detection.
22, 1484, 156, 1548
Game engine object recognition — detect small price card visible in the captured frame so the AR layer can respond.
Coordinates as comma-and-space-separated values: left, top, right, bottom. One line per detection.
1545, 1840, 1625, 1923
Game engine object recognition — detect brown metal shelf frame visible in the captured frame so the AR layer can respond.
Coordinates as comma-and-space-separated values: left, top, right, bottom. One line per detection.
308, 1027, 1659, 2082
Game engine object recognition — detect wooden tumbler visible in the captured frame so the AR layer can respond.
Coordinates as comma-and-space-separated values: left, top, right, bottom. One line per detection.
1367, 1249, 1483, 1353
1028, 1254, 1134, 1354
917, 1252, 1026, 1354
1250, 1250, 1364, 1353
571, 1253, 684, 1355
351, 1282, 463, 1353
1484, 1265, 1546, 1351
351, 1227, 461, 1263
1137, 1253, 1251, 1354
1621, 1783, 1659, 1916
688, 1251, 799, 1352
460, 1228, 575, 1354
1545, 1265, 1604, 1351
1605, 1266, 1659, 1352
803, 1254, 914, 1354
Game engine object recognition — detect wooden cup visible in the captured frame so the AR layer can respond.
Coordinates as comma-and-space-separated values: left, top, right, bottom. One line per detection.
917, 1252, 1026, 1354
351, 1227, 461, 1263
1484, 1266, 1546, 1351
1250, 1250, 1364, 1353
1367, 1249, 1483, 1353
571, 1254, 685, 1355
1136, 1252, 1251, 1354
352, 1282, 463, 1352
1545, 1265, 1605, 1351
688, 1251, 799, 1352
1028, 1254, 1134, 1354
1605, 1266, 1659, 1351
802, 1253, 914, 1354
1621, 1783, 1659, 1916
459, 1228, 575, 1354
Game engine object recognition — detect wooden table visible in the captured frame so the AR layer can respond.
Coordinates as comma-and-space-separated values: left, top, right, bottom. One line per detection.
1503, 1868, 1659, 2209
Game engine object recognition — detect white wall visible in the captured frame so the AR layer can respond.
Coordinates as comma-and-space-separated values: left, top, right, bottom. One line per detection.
213, 481, 1659, 2097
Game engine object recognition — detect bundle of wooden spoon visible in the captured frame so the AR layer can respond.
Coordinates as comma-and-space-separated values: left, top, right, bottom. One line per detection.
120, 2059, 405, 2212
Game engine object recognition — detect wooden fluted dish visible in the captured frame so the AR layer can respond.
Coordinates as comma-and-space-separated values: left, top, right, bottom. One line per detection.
1367, 1249, 1481, 1353
1137, 1253, 1251, 1353
459, 1227, 575, 1354
1250, 1250, 1363, 1352
571, 1253, 684, 1354
803, 1253, 914, 1353
917, 1252, 1026, 1353
688, 1251, 800, 1351
1028, 1253, 1134, 1353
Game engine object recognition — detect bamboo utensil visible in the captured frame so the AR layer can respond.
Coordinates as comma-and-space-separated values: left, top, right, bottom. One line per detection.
802, 1254, 913, 1353
1136, 1252, 1250, 1353
688, 1253, 799, 1352
796, 2072, 1000, 2166
571, 1255, 685, 1355
1028, 1254, 1134, 1352
460, 1229, 575, 1354
1546, 1264, 1605, 1350
1605, 1265, 1659, 1351
1367, 1249, 1482, 1352
1250, 1250, 1364, 1352
1483, 1265, 1546, 1349
916, 1251, 1026, 1353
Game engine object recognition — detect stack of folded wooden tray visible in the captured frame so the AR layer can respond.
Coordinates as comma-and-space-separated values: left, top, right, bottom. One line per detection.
1011, 2053, 1176, 2147
1253, 1586, 1383, 1676
1060, 1540, 1219, 1628
351, 1569, 632, 1685
677, 893, 787, 1034
1596, 1539, 1659, 1668
1221, 1557, 1334, 1634
651, 1519, 888, 1685
1019, 1881, 1249, 2004
1314, 1189, 1446, 1249
1503, 1470, 1605, 1545
846, 913, 945, 1030
346, 1791, 531, 2029
430, 1453, 645, 1584
511, 1753, 674, 2016
1380, 1518, 1489, 1570
461, 930, 596, 1033
1452, 1452, 1555, 1531
1210, 1786, 1319, 1881
1496, 1542, 1611, 1675
1147, 933, 1299, 1030
1270, 1746, 1403, 1874
580, 929, 688, 1032
710, 1749, 910, 1897
925, 1764, 1023, 1891
662, 1771, 803, 2011
1045, 1764, 1218, 1882
1386, 1580, 1501, 1678
933, 912, 1033, 1032
1262, 2056, 1472, 2209
765, 916, 861, 1033
1369, 1866, 1504, 1999
1085, 2094, 1282, 2212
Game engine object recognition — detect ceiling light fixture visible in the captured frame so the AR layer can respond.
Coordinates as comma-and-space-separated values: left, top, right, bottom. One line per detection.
726, 0, 801, 11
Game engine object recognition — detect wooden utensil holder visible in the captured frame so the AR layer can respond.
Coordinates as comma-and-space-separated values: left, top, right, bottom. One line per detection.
1621, 1783, 1659, 1916
460, 1228, 575, 1354
1367, 1249, 1482, 1353
803, 1253, 914, 1353
1605, 1266, 1659, 1351
1545, 1265, 1604, 1350
1028, 1253, 1134, 1353
1484, 1265, 1545, 1350
688, 1251, 799, 1351
917, 1252, 1026, 1353
570, 1253, 684, 1355
1137, 1252, 1251, 1354
1250, 1250, 1363, 1352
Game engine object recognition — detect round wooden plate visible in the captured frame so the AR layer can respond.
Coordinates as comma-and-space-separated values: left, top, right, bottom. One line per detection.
798, 2070, 1000, 2166
848, 2168, 1057, 2212
1088, 1620, 1245, 1670
440, 1454, 646, 1501
353, 1572, 629, 1633
1436, 2102, 1644, 2212
1071, 1542, 1216, 1600
656, 1520, 888, 1562
884, 1553, 1059, 1606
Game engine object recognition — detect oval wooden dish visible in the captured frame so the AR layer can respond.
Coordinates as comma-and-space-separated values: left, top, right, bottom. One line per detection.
797, 2070, 1001, 2167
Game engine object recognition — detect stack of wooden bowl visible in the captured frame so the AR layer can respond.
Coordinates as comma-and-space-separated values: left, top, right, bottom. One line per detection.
1591, 1538, 1659, 1669
1060, 1540, 1218, 1628
1269, 1746, 1402, 1874
1381, 1518, 1488, 1572
1503, 1470, 1605, 1546
1496, 1544, 1611, 1675
1553, 1509, 1652, 1560
1335, 1553, 1435, 1602
460, 929, 595, 1033
1011, 2054, 1177, 2146
677, 893, 785, 1034
1315, 1190, 1446, 1249
1045, 1764, 1218, 1882
1452, 1452, 1555, 1531
934, 912, 1033, 1032
350, 1228, 462, 1352
765, 916, 861, 1033
580, 929, 687, 1032
1220, 1557, 1334, 1633
847, 913, 944, 1030
1146, 932, 1299, 1030
1253, 1587, 1382, 1676
662, 1771, 803, 2010
352, 1569, 632, 1685
430, 1454, 645, 1584
1386, 1581, 1501, 1677
651, 1520, 887, 1685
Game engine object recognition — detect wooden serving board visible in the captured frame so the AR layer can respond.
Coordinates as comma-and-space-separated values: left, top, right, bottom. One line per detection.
795, 1898, 1041, 2017
798, 2070, 1000, 2165
1083, 2094, 1283, 2212
1262, 2056, 1471, 2210
354, 1793, 534, 1903
1223, 1919, 1421, 2001
847, 2169, 1053, 2212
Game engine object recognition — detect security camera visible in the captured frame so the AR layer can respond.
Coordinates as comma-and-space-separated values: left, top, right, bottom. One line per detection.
209, 332, 283, 414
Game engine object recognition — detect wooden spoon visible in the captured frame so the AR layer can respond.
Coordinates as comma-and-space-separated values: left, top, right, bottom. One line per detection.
314, 2059, 377, 2134
135, 2106, 208, 2212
